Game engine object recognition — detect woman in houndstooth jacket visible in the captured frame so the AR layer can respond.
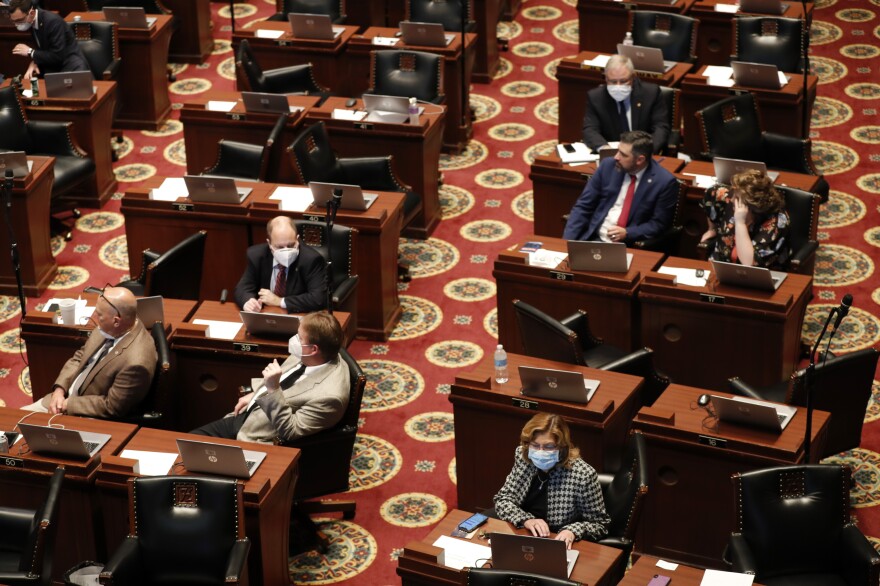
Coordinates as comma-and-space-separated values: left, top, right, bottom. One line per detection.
493, 413, 610, 548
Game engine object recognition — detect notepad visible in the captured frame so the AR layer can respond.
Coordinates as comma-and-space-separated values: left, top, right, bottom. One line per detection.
582, 54, 611, 68
150, 177, 187, 201
119, 450, 177, 476
206, 100, 237, 112
192, 319, 243, 340
254, 29, 284, 39
372, 36, 399, 46
269, 185, 314, 212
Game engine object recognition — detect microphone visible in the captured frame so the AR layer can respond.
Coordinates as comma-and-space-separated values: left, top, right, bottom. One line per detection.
331, 188, 343, 203
832, 293, 853, 331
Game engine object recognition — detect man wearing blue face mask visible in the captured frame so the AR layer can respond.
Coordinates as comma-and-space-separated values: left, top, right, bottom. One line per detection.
582, 55, 669, 155
492, 413, 609, 548
234, 215, 328, 313
190, 311, 350, 443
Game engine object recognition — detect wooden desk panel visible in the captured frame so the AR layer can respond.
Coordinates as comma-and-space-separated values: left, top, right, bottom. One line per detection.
165, 0, 213, 63
451, 353, 642, 512
633, 385, 829, 567
577, 0, 696, 54
96, 427, 298, 586
620, 555, 768, 585
556, 51, 693, 144
397, 509, 623, 586
0, 157, 56, 297
494, 235, 665, 353
638, 257, 812, 390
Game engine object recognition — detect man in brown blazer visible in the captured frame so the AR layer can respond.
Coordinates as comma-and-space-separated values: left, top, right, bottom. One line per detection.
22, 287, 157, 417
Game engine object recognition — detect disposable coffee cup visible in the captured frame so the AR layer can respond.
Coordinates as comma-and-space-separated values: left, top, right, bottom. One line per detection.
58, 298, 77, 325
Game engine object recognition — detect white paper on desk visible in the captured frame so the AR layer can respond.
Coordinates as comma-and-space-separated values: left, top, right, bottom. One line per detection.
254, 28, 284, 39
22, 89, 33, 98
658, 266, 710, 287
557, 142, 597, 163
206, 100, 237, 112
150, 177, 187, 202
582, 54, 611, 68
714, 2, 739, 12
269, 185, 314, 212
119, 450, 177, 476
372, 36, 399, 46
703, 65, 734, 79
332, 108, 368, 121
529, 249, 568, 269
700, 569, 754, 586
778, 71, 790, 86
682, 173, 716, 188
656, 559, 679, 571
707, 76, 736, 88
192, 319, 243, 340
432, 535, 492, 570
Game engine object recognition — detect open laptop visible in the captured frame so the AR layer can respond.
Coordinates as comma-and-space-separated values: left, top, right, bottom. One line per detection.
713, 157, 779, 185
309, 181, 378, 211
519, 366, 600, 404
399, 21, 455, 47
617, 43, 675, 73
241, 91, 294, 114
731, 60, 790, 90
102, 6, 157, 29
239, 311, 301, 338
362, 93, 424, 124
183, 175, 252, 204
44, 71, 95, 100
710, 259, 788, 292
710, 395, 797, 432
490, 533, 579, 580
177, 439, 267, 479
18, 423, 111, 459
739, 0, 789, 14
288, 12, 343, 40
136, 295, 164, 329
0, 151, 30, 178
566, 240, 633, 273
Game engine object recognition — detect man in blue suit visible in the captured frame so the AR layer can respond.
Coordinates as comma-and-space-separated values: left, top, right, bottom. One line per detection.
563, 130, 678, 245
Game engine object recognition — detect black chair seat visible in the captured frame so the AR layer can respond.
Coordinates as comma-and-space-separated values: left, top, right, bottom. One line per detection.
51, 155, 96, 197
582, 343, 629, 368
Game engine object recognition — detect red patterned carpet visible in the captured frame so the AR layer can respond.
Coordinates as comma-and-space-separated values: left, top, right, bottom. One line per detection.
0, 0, 879, 583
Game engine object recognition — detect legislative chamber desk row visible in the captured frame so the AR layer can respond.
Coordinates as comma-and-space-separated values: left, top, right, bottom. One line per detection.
449, 352, 829, 569
0, 408, 298, 585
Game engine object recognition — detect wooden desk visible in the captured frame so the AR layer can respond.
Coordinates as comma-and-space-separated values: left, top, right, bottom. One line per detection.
555, 51, 693, 144
474, 0, 501, 83
0, 21, 35, 77
633, 384, 829, 567
179, 92, 318, 180
0, 156, 56, 297
680, 65, 818, 155
494, 235, 665, 353
66, 13, 173, 130
165, 0, 213, 63
620, 555, 768, 585
450, 353, 642, 512
95, 427, 298, 586
638, 257, 812, 390
529, 152, 685, 238
397, 509, 624, 586
170, 300, 353, 431
304, 96, 445, 239
347, 28, 477, 153
231, 23, 360, 97
577, 0, 696, 54
21, 79, 118, 209
691, 0, 813, 66
0, 409, 137, 585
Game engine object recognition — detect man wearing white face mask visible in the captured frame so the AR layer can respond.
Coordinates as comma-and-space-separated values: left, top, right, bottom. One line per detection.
9, 0, 90, 83
582, 54, 669, 155
234, 215, 328, 313
190, 311, 350, 443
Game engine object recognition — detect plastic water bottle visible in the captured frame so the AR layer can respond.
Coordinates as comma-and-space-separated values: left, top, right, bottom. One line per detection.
623, 32, 634, 46
494, 344, 509, 384
408, 97, 420, 125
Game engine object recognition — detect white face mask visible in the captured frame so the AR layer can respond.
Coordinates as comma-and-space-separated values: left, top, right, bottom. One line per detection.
607, 84, 632, 103
272, 246, 299, 268
96, 327, 115, 341
15, 21, 32, 31
288, 334, 316, 361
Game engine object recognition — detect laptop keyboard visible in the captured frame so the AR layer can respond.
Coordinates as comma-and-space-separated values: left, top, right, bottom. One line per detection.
84, 441, 100, 453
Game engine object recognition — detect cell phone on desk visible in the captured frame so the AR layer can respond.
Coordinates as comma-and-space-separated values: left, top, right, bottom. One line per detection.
647, 575, 671, 586
562, 143, 577, 154
458, 512, 488, 533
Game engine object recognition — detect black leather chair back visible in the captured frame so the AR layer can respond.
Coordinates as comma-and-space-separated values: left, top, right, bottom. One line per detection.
73, 21, 120, 81
0, 87, 33, 153
288, 121, 344, 184
734, 16, 803, 73
407, 0, 471, 31
97, 0, 171, 15
142, 230, 207, 300
14, 466, 64, 586
369, 50, 444, 104
658, 85, 680, 144
294, 220, 356, 292
630, 11, 698, 62
695, 93, 762, 160
236, 39, 266, 92
465, 568, 579, 586
512, 299, 586, 366
280, 0, 344, 22
777, 185, 819, 258
601, 431, 648, 541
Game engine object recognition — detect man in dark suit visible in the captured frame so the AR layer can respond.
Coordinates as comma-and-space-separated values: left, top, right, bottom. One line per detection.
9, 0, 89, 83
234, 215, 328, 313
582, 55, 669, 155
563, 130, 678, 244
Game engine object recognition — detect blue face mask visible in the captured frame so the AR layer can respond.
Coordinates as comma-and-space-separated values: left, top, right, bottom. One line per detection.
528, 448, 559, 472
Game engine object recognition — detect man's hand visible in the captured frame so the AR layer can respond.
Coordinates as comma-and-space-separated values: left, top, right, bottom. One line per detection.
262, 359, 282, 391
523, 518, 551, 538
23, 61, 39, 83
555, 529, 576, 549
243, 297, 262, 312
257, 288, 282, 307
232, 391, 254, 415
47, 388, 67, 415
733, 196, 749, 225
607, 226, 627, 242
12, 43, 32, 58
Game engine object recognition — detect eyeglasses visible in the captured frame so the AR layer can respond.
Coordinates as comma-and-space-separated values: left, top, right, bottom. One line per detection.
529, 441, 558, 451
95, 283, 121, 317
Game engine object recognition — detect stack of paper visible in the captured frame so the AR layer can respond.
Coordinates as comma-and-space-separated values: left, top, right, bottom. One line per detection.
150, 177, 187, 202
254, 29, 284, 39
192, 319, 243, 340
332, 109, 368, 121
529, 249, 568, 269
658, 266, 710, 287
269, 186, 314, 212
431, 535, 491, 570
206, 101, 237, 112
582, 54, 611, 68
556, 142, 598, 164
372, 37, 399, 46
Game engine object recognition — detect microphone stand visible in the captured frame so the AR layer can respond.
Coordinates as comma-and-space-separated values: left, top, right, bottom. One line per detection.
803, 305, 837, 462
229, 0, 236, 33
459, 0, 468, 136
801, 0, 810, 139
2, 171, 26, 317
323, 188, 342, 314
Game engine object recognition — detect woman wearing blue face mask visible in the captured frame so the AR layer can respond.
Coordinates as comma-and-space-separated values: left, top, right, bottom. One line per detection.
492, 413, 609, 548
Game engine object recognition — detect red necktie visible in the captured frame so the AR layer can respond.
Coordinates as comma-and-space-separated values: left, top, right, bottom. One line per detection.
273, 264, 286, 297
617, 175, 637, 227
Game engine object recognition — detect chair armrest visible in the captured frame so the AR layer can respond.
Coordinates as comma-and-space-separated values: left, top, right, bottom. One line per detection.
100, 537, 143, 585
0, 507, 35, 551
338, 157, 411, 192
143, 249, 161, 265
103, 58, 121, 80
837, 524, 880, 585
727, 377, 765, 400
762, 132, 817, 175
597, 536, 633, 554
224, 539, 251, 584
0, 572, 39, 583
596, 473, 614, 490
27, 121, 88, 157
282, 424, 357, 449
203, 140, 264, 180
632, 226, 682, 253
727, 533, 757, 574
665, 129, 682, 157
332, 275, 358, 306
789, 240, 818, 272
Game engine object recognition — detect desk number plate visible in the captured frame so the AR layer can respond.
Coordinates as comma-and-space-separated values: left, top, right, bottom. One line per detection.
354, 122, 374, 131
304, 214, 324, 222
698, 435, 727, 449
172, 202, 194, 212
700, 293, 725, 304
549, 270, 573, 281
0, 456, 23, 469
511, 397, 538, 410
233, 342, 260, 353
227, 112, 246, 122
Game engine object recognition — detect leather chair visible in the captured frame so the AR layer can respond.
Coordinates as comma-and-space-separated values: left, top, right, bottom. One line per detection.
729, 348, 879, 458
99, 476, 250, 585
201, 112, 288, 182
73, 21, 121, 81
464, 568, 579, 586
631, 178, 687, 255
0, 86, 95, 241
235, 39, 330, 103
630, 11, 698, 63
512, 299, 671, 407
366, 50, 445, 105
657, 85, 682, 156
733, 16, 804, 73
293, 220, 359, 318
406, 0, 476, 33
0, 467, 64, 586
97, 0, 177, 81
266, 0, 346, 23
695, 92, 829, 201
596, 431, 649, 584
728, 464, 880, 585
117, 231, 207, 300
